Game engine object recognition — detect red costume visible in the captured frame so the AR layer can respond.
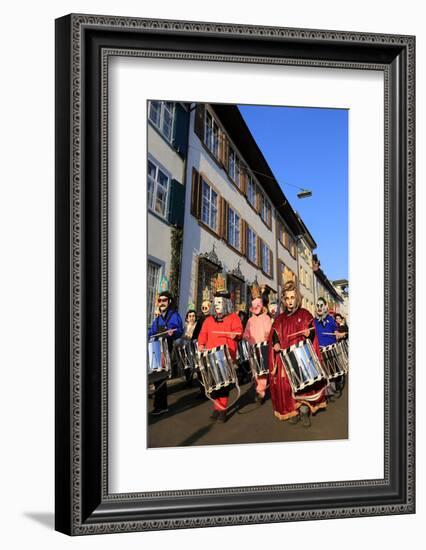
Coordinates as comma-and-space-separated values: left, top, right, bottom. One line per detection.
197, 312, 243, 412
197, 313, 242, 360
268, 307, 327, 421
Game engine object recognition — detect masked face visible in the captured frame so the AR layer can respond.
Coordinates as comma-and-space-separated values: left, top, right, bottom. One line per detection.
268, 302, 278, 316
201, 301, 211, 315
316, 300, 327, 317
214, 297, 225, 316
158, 295, 170, 313
284, 290, 297, 313
250, 298, 263, 315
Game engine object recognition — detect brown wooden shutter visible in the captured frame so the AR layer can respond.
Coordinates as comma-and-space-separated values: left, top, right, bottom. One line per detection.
220, 134, 229, 168
241, 220, 247, 256
240, 167, 247, 195
194, 104, 205, 142
220, 198, 229, 240
269, 248, 273, 277
257, 236, 262, 267
191, 168, 201, 219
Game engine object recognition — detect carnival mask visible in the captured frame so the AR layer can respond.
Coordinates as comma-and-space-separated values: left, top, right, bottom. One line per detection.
214, 297, 225, 316
268, 302, 278, 316
250, 297, 263, 315
316, 299, 327, 317
201, 300, 211, 315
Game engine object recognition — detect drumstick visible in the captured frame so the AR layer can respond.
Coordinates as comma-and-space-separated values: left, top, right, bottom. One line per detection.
287, 326, 315, 338
212, 331, 242, 335
322, 331, 348, 336
152, 328, 177, 337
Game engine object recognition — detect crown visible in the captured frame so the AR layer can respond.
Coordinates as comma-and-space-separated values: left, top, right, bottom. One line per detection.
238, 302, 247, 312
202, 286, 211, 302
187, 300, 196, 311
251, 282, 261, 299
213, 273, 227, 294
159, 275, 170, 293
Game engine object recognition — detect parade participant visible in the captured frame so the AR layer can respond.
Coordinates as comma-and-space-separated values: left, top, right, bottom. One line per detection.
314, 297, 343, 401
314, 297, 344, 347
183, 309, 198, 340
267, 292, 279, 319
192, 287, 212, 341
197, 274, 243, 423
335, 313, 349, 340
268, 280, 327, 427
243, 284, 272, 405
148, 282, 184, 416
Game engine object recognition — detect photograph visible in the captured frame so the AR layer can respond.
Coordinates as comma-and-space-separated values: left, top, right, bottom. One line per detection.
147, 101, 349, 447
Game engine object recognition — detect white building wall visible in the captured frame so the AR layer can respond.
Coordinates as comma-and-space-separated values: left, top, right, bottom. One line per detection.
297, 237, 315, 314
179, 107, 281, 314
147, 120, 186, 299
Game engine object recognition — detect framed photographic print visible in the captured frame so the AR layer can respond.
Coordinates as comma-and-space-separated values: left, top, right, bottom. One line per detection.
55, 14, 415, 535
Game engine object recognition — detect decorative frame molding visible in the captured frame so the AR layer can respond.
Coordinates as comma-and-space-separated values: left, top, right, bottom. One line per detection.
55, 14, 415, 535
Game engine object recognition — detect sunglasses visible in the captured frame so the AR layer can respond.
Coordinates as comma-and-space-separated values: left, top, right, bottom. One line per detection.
158, 297, 169, 303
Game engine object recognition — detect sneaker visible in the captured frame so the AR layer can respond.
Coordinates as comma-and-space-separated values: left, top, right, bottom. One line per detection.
150, 408, 168, 416
216, 411, 227, 423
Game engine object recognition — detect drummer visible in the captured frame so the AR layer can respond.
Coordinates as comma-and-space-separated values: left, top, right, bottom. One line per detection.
314, 298, 344, 401
243, 284, 272, 405
197, 274, 243, 423
268, 280, 327, 427
148, 289, 183, 416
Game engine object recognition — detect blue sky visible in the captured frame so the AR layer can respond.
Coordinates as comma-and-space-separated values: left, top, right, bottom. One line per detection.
238, 105, 348, 281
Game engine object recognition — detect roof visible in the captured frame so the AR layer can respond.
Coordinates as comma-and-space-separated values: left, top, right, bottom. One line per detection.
210, 103, 303, 236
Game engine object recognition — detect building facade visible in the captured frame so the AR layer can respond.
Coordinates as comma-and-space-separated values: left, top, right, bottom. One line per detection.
147, 101, 189, 325
178, 103, 302, 316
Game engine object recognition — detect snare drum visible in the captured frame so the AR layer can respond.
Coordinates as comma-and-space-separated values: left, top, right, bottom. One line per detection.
249, 341, 269, 377
197, 345, 238, 394
148, 337, 171, 377
320, 341, 348, 379
279, 339, 327, 394
174, 340, 198, 375
237, 340, 250, 363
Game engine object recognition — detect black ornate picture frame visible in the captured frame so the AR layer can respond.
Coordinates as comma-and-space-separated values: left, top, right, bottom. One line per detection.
55, 14, 415, 535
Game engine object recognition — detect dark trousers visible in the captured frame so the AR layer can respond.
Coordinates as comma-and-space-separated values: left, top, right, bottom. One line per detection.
153, 379, 168, 410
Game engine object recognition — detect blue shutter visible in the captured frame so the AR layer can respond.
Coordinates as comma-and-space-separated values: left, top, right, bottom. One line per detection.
168, 179, 185, 227
172, 103, 189, 157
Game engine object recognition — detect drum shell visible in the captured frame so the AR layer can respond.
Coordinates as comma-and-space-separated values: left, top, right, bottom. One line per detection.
197, 345, 237, 394
320, 342, 348, 379
249, 341, 269, 376
148, 337, 171, 378
279, 339, 327, 394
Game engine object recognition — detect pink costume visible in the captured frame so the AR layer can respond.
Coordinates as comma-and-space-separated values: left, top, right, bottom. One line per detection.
243, 299, 272, 398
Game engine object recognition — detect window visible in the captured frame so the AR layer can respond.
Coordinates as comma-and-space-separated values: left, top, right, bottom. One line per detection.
228, 208, 241, 250
247, 175, 257, 208
197, 259, 220, 309
147, 159, 170, 218
227, 276, 244, 311
148, 101, 174, 142
147, 261, 161, 326
247, 226, 257, 264
261, 242, 272, 276
205, 111, 220, 158
201, 179, 218, 231
260, 195, 272, 226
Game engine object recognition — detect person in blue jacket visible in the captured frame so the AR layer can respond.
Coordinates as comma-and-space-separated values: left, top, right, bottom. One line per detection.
148, 290, 183, 415
314, 297, 344, 400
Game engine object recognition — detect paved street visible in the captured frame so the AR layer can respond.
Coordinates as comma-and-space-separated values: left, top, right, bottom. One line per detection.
148, 377, 348, 448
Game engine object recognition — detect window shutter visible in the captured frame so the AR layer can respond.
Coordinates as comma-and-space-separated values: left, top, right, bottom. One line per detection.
220, 134, 229, 168
257, 236, 262, 267
241, 220, 247, 257
191, 168, 201, 219
220, 198, 229, 240
172, 103, 189, 157
240, 167, 247, 195
269, 248, 273, 277
167, 179, 185, 227
194, 104, 205, 142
